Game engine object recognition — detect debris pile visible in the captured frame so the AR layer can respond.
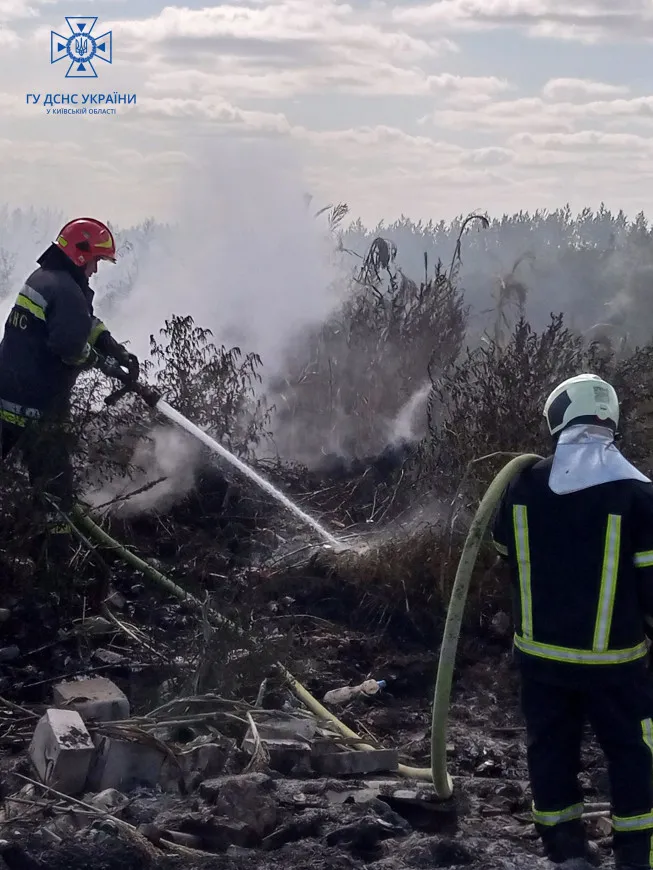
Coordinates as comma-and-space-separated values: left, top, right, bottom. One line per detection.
0, 655, 616, 870
24, 676, 402, 803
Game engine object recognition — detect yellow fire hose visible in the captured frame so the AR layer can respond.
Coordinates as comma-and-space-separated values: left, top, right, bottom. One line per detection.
73, 453, 541, 800
280, 453, 542, 798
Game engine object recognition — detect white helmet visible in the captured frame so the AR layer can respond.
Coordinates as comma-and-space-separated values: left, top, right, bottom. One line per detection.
543, 373, 619, 436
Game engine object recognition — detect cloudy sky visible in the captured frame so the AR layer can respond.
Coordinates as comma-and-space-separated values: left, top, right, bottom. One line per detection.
1, 0, 653, 228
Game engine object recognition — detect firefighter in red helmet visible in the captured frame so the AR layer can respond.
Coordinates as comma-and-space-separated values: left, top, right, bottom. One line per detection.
0, 217, 139, 587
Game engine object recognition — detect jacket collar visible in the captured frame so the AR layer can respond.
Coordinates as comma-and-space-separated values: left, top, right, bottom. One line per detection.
37, 243, 91, 296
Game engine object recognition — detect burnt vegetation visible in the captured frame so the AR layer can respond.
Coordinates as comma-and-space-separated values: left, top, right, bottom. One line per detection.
1, 206, 653, 868
1, 205, 653, 662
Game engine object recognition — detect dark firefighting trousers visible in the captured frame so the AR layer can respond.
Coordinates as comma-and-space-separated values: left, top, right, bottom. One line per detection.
0, 417, 74, 575
522, 672, 653, 869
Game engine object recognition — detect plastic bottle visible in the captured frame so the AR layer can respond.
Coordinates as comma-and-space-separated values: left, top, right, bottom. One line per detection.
322, 679, 386, 705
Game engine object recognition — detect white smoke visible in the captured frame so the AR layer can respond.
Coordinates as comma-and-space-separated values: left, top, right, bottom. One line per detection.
0, 145, 353, 515
83, 425, 202, 517
389, 382, 431, 444
94, 138, 347, 378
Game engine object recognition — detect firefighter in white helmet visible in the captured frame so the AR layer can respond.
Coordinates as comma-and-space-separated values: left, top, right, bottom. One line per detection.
493, 373, 653, 870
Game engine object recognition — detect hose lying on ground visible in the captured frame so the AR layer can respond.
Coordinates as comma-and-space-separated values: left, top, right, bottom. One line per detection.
277, 663, 434, 781
71, 504, 241, 633
72, 454, 542, 799
281, 454, 541, 798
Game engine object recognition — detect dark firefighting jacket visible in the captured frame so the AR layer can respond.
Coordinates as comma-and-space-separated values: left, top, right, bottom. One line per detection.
492, 455, 653, 684
0, 244, 123, 425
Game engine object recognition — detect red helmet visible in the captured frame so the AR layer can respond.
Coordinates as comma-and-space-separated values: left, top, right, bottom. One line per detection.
55, 217, 117, 267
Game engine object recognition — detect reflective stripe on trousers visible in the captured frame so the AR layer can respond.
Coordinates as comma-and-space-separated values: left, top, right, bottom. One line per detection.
611, 718, 653, 868
532, 802, 584, 827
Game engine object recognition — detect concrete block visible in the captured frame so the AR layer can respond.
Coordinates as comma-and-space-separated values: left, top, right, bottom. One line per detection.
28, 709, 94, 795
87, 735, 165, 792
240, 714, 315, 775
311, 748, 399, 777
243, 737, 312, 774
53, 677, 130, 723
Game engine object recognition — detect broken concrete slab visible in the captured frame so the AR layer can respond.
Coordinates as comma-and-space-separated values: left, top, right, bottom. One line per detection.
311, 748, 399, 777
240, 714, 316, 775
87, 735, 166, 792
242, 736, 313, 775
53, 677, 130, 723
28, 709, 94, 795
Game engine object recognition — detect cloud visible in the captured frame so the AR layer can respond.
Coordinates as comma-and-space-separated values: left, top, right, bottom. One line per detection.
0, 25, 19, 44
433, 95, 653, 133
392, 0, 653, 44
509, 129, 653, 154
0, 0, 38, 23
1, 0, 653, 232
97, 2, 459, 99
142, 66, 508, 101
126, 95, 293, 132
541, 78, 630, 101
113, 2, 449, 60
430, 73, 512, 104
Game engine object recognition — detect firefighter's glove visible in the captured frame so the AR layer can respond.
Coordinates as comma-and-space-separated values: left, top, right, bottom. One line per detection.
98, 354, 128, 382
125, 353, 140, 384
112, 345, 140, 384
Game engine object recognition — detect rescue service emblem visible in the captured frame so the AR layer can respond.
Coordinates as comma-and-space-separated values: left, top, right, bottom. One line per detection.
50, 17, 113, 79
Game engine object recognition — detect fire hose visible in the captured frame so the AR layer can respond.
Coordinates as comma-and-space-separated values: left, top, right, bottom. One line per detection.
77, 360, 542, 799
279, 453, 542, 797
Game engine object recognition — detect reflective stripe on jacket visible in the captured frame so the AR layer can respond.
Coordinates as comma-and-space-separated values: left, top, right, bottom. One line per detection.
492, 455, 653, 683
0, 244, 115, 417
